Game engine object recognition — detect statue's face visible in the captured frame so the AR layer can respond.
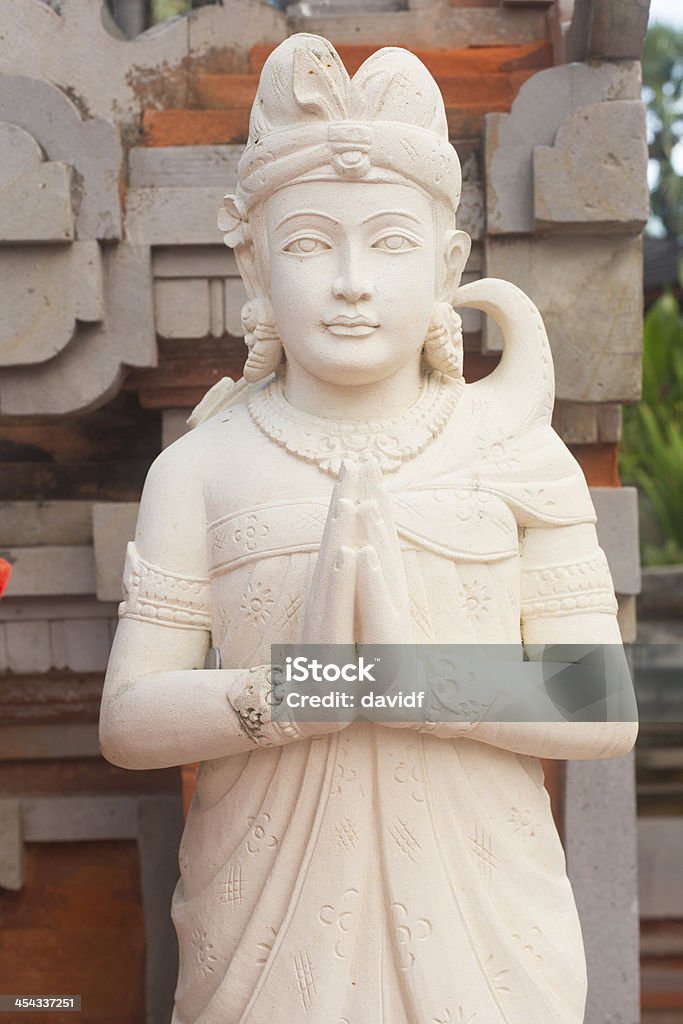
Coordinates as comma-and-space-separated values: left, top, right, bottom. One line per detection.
264, 180, 438, 387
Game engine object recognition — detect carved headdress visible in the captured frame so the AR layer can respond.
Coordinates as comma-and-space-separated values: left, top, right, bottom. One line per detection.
218, 34, 461, 248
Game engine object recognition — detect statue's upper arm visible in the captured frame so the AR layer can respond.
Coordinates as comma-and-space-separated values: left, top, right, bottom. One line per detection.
520, 522, 622, 645
134, 436, 209, 578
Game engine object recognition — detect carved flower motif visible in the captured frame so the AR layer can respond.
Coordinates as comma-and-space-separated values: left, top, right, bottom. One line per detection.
460, 580, 491, 620
191, 929, 218, 977
241, 581, 274, 625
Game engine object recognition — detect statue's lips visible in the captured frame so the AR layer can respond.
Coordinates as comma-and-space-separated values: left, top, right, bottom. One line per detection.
323, 316, 380, 338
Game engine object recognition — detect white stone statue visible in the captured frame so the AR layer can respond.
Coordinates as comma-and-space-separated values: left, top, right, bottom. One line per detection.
100, 34, 638, 1024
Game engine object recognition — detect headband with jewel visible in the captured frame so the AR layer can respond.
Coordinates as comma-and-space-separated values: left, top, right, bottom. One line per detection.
217, 33, 462, 248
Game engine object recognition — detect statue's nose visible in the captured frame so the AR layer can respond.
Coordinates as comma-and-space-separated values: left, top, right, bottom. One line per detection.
332, 248, 374, 303
332, 275, 374, 303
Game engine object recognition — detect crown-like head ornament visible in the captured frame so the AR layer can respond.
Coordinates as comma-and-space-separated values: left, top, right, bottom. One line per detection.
218, 34, 461, 248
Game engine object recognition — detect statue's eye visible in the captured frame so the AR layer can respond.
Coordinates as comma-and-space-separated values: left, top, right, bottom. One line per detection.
372, 233, 419, 252
283, 236, 331, 255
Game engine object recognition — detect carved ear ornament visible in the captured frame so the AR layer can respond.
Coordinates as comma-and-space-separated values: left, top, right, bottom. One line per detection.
241, 298, 284, 383
423, 303, 464, 380
218, 194, 250, 249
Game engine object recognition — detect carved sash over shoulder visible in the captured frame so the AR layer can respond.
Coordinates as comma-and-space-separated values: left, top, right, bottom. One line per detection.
119, 541, 211, 631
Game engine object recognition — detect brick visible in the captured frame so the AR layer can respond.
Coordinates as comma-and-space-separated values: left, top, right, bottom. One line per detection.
0, 723, 100, 761
142, 109, 250, 147
570, 443, 620, 488
194, 73, 259, 109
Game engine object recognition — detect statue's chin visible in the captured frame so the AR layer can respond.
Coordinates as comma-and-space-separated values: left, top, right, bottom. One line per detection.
281, 330, 425, 390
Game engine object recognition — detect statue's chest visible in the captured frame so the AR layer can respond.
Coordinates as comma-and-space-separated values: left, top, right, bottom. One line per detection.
204, 471, 519, 577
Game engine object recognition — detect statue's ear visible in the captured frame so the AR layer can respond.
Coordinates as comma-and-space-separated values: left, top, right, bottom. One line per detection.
441, 229, 471, 301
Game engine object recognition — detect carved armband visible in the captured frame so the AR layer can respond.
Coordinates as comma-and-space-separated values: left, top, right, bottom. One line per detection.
521, 548, 617, 620
119, 541, 211, 631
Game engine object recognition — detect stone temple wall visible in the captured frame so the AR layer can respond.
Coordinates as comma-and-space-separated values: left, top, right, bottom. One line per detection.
0, 1, 649, 1020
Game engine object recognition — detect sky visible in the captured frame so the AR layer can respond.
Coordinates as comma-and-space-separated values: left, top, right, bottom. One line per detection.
648, 0, 683, 29
645, 0, 683, 185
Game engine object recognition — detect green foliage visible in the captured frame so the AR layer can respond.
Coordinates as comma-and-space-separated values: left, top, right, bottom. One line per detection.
151, 0, 191, 21
642, 23, 683, 239
621, 288, 683, 565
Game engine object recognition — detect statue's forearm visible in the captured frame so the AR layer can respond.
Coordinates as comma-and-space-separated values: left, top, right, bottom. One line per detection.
99, 667, 268, 769
413, 643, 639, 759
424, 719, 638, 759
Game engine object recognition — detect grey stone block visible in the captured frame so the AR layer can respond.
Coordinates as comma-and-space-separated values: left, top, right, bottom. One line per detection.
127, 186, 231, 247
616, 594, 637, 644
638, 817, 683, 919
484, 235, 642, 404
591, 486, 641, 596
0, 242, 156, 415
290, 7, 547, 47
2, 546, 96, 597
0, 122, 73, 243
129, 145, 243, 189
0, 501, 93, 547
0, 76, 122, 241
22, 796, 139, 842
5, 620, 52, 674
62, 618, 112, 672
588, 0, 650, 60
92, 502, 139, 602
552, 402, 622, 444
0, 597, 118, 623
0, 798, 24, 891
0, 241, 105, 368
0, 0, 286, 128
564, 753, 640, 1024
153, 246, 238, 280
534, 101, 648, 234
486, 61, 641, 236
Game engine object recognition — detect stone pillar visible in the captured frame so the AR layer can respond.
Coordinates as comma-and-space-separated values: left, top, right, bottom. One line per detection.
564, 754, 640, 1024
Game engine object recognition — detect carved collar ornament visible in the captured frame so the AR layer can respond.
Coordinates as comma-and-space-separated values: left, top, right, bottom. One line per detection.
248, 371, 464, 476
217, 34, 461, 247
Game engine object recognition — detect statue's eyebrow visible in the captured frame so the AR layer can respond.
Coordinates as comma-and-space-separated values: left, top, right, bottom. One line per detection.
274, 210, 339, 230
360, 209, 423, 225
